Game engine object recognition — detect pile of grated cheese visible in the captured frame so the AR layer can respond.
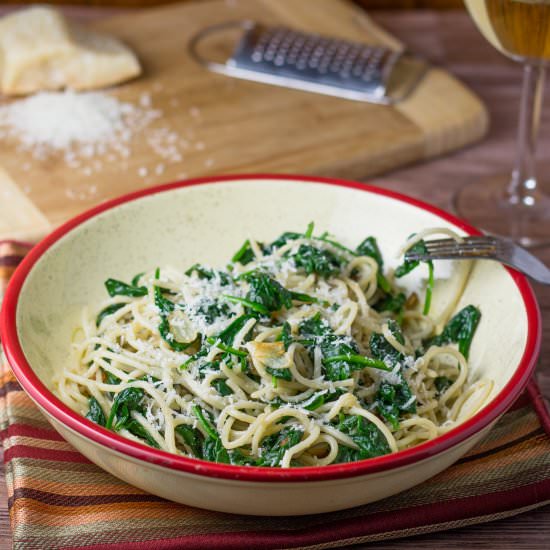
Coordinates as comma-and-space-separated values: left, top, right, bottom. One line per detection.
0, 89, 200, 184
0, 89, 161, 159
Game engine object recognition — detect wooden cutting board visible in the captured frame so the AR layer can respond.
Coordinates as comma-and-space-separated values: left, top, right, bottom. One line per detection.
0, 0, 488, 241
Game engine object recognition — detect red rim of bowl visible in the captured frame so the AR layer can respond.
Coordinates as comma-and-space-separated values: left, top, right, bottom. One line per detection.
0, 174, 542, 483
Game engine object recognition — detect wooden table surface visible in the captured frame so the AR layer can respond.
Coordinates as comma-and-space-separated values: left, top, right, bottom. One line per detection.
0, 6, 549, 549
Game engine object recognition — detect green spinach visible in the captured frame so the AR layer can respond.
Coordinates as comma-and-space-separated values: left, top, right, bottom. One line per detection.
369, 319, 405, 368
195, 300, 233, 323
176, 424, 203, 458
299, 314, 388, 380
105, 278, 148, 298
394, 239, 434, 315
125, 419, 159, 448
356, 236, 391, 293
291, 244, 344, 277
429, 305, 481, 359
266, 366, 292, 381
192, 405, 231, 463
154, 270, 193, 352
244, 272, 293, 312
231, 239, 257, 265
86, 396, 106, 427
96, 303, 125, 327
279, 322, 293, 350
214, 314, 256, 347
376, 381, 416, 430
258, 426, 303, 467
106, 387, 144, 430
373, 292, 407, 316
211, 378, 234, 396
434, 376, 454, 395
335, 414, 391, 462
269, 231, 302, 251
369, 321, 416, 429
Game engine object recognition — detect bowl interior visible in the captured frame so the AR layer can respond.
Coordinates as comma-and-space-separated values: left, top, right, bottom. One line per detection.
15, 177, 528, 440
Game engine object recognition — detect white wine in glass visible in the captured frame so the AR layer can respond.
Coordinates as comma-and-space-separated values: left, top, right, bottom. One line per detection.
456, 0, 550, 247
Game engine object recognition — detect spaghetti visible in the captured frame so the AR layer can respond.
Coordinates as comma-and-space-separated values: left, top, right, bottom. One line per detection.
54, 225, 493, 467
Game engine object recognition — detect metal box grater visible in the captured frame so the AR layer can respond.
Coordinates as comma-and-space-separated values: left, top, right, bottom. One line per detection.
189, 21, 427, 104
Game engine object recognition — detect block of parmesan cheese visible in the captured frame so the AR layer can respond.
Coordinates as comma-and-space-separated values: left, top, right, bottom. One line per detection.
0, 6, 141, 96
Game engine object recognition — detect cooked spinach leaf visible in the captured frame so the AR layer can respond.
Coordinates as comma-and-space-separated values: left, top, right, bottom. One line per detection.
335, 414, 391, 462
227, 274, 321, 314
196, 361, 220, 379
231, 239, 257, 265
131, 272, 144, 286
86, 396, 106, 427
258, 426, 303, 467
192, 405, 231, 463
105, 278, 148, 298
299, 313, 388, 381
429, 305, 481, 359
269, 231, 302, 251
202, 437, 231, 463
223, 295, 270, 315
106, 387, 144, 430
300, 389, 345, 411
176, 424, 203, 458
96, 303, 125, 327
373, 292, 406, 315
192, 405, 219, 440
435, 376, 454, 395
195, 300, 233, 323
394, 239, 434, 315
215, 314, 256, 347
102, 368, 121, 386
125, 419, 159, 448
376, 381, 416, 430
291, 244, 344, 277
229, 449, 258, 466
369, 319, 405, 368
266, 366, 292, 381
369, 321, 416, 429
395, 239, 428, 277
153, 271, 192, 352
243, 272, 293, 312
356, 236, 384, 269
356, 236, 391, 293
211, 378, 234, 396
279, 322, 292, 351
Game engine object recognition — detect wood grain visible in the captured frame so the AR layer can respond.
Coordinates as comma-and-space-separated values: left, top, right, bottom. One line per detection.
0, 0, 463, 9
0, 1, 467, 9
0, 6, 549, 550
0, 0, 487, 240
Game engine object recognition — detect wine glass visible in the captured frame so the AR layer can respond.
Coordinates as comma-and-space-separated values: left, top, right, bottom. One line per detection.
454, 0, 550, 247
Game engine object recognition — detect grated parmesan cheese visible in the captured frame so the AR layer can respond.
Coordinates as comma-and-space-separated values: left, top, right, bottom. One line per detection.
0, 89, 158, 151
0, 88, 197, 179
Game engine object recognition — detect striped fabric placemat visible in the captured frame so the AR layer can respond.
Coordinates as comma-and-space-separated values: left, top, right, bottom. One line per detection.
1, 240, 550, 550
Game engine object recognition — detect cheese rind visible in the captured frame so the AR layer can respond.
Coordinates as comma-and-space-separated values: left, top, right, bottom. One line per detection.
0, 7, 141, 96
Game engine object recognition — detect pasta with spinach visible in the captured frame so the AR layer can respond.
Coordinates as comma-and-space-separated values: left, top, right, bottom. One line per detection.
54, 224, 493, 467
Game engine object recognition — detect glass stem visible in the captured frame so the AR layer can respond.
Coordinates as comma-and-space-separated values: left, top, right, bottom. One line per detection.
506, 62, 546, 207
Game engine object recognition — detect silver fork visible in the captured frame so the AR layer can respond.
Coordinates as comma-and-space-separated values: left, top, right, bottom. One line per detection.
404, 235, 550, 285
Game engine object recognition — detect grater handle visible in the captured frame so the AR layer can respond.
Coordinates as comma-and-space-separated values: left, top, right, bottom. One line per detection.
188, 20, 256, 77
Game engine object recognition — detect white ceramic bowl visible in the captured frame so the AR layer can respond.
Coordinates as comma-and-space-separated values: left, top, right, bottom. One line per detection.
0, 175, 541, 516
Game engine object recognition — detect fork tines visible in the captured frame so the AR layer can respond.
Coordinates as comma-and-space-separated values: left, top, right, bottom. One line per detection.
405, 236, 498, 261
